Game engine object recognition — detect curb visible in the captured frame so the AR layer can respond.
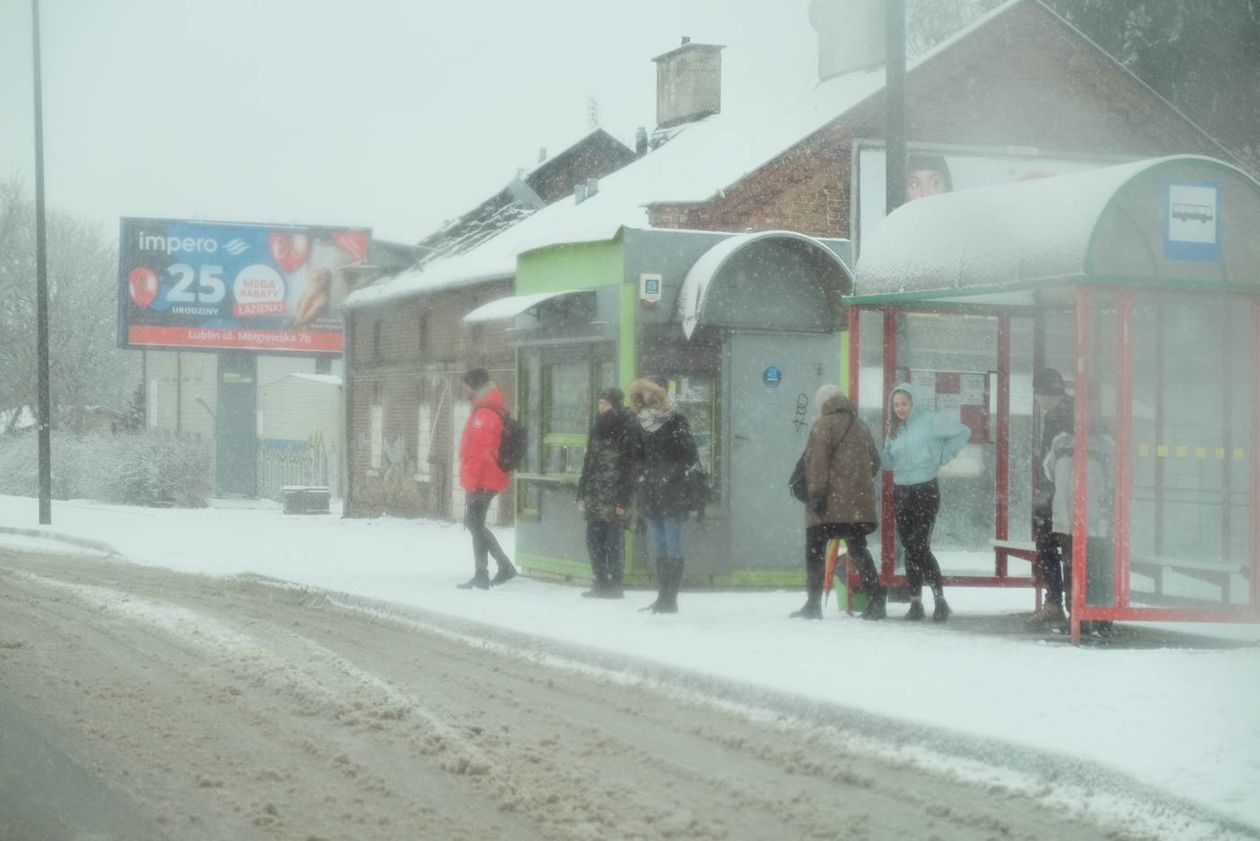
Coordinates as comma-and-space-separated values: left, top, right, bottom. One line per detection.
0, 527, 121, 557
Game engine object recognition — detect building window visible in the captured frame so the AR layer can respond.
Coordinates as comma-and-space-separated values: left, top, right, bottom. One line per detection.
416, 402, 432, 480
370, 404, 383, 471
418, 309, 430, 356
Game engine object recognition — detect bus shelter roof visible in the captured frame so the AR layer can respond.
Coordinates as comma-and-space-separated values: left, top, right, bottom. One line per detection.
850, 156, 1260, 307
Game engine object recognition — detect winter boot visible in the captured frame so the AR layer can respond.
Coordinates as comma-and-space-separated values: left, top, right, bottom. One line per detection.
904, 600, 926, 621
932, 597, 952, 622
640, 559, 667, 612
654, 558, 681, 614
490, 563, 518, 586
789, 598, 824, 620
457, 569, 491, 590
599, 580, 624, 599
1026, 602, 1066, 624
581, 576, 607, 598
859, 588, 887, 621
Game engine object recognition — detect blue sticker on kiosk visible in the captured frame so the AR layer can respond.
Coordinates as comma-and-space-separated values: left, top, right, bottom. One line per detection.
763, 366, 783, 388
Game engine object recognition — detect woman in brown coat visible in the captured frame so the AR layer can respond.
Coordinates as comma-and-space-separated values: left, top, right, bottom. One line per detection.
793, 385, 886, 620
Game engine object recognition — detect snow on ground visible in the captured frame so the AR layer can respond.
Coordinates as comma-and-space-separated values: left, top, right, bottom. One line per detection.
2, 494, 1259, 831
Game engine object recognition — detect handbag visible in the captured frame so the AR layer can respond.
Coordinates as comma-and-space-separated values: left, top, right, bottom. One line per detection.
789, 451, 808, 502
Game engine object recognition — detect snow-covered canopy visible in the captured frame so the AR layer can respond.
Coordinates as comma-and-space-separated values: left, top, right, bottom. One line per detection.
463, 290, 589, 323
852, 156, 1260, 306
680, 231, 852, 339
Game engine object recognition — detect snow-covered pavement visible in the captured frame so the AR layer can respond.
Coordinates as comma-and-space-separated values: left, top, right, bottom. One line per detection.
2, 494, 1258, 832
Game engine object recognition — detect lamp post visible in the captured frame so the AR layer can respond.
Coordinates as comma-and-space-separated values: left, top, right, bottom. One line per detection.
885, 0, 907, 213
31, 0, 52, 525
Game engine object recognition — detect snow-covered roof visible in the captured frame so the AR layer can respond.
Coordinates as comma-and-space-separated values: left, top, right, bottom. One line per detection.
463, 290, 586, 323
268, 373, 343, 387
852, 156, 1260, 303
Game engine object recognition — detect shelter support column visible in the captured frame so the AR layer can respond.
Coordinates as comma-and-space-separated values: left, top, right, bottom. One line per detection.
881, 308, 898, 581
1115, 293, 1134, 609
1252, 300, 1260, 611
1070, 288, 1092, 645
1031, 314, 1046, 608
996, 314, 1011, 578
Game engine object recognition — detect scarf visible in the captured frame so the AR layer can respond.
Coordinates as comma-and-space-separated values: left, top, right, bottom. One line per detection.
637, 405, 674, 434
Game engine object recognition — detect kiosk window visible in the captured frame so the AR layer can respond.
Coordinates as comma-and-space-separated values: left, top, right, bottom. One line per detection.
543, 360, 591, 476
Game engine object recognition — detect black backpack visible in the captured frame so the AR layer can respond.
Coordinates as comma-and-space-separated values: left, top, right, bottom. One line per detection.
496, 411, 527, 472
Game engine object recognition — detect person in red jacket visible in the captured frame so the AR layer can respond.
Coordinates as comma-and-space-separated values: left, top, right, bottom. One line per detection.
456, 368, 517, 590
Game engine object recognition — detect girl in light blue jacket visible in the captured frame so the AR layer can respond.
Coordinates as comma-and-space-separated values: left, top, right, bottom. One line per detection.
881, 383, 971, 621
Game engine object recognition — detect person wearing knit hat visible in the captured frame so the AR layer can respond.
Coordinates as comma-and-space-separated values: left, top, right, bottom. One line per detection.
576, 386, 642, 599
456, 367, 518, 590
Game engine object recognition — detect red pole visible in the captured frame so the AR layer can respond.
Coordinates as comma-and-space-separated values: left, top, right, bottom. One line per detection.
1115, 292, 1134, 609
847, 306, 861, 614
1070, 288, 1092, 645
996, 314, 1011, 578
1032, 313, 1046, 609
881, 308, 898, 581
1220, 307, 1233, 569
1154, 303, 1165, 556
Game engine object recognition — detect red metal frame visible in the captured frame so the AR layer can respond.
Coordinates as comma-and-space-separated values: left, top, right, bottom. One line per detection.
848, 289, 1259, 642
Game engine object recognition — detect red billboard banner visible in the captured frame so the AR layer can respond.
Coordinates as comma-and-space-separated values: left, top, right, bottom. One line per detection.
117, 218, 371, 355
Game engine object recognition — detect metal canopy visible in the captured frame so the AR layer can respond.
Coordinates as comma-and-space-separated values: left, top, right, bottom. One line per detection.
463, 289, 589, 323
852, 155, 1260, 305
678, 230, 853, 339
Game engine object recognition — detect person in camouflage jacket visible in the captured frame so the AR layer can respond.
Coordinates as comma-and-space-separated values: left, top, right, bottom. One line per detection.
576, 387, 643, 599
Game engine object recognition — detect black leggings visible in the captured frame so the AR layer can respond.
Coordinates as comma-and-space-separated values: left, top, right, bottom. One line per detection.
805, 524, 880, 597
893, 480, 944, 598
586, 519, 625, 584
465, 490, 510, 573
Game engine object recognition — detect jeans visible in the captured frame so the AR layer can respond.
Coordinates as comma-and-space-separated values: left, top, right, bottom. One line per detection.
893, 480, 944, 598
644, 516, 684, 559
465, 490, 510, 574
586, 520, 625, 584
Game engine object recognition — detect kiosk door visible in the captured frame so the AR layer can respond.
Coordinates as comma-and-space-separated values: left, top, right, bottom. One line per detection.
727, 331, 840, 571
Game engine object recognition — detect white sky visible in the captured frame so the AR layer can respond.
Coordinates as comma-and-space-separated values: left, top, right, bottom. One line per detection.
0, 0, 818, 245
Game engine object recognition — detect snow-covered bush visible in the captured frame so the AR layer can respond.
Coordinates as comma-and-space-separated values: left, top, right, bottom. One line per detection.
0, 431, 214, 507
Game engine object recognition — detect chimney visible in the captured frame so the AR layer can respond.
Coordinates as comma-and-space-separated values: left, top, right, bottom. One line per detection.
809, 0, 885, 82
651, 37, 724, 129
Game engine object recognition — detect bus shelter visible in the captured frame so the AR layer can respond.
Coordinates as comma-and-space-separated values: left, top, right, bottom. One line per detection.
848, 155, 1260, 643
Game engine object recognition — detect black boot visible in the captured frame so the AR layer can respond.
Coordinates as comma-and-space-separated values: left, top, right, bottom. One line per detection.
932, 596, 951, 622
654, 558, 681, 614
640, 559, 667, 612
581, 575, 607, 598
859, 588, 887, 620
490, 563, 518, 586
904, 600, 925, 621
789, 596, 823, 619
598, 579, 624, 599
457, 569, 490, 590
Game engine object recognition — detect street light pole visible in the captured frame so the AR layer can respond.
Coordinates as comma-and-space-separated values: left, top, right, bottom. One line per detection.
31, 0, 52, 525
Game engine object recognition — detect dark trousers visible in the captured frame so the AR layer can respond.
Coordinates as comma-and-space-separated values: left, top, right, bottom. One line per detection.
586, 519, 625, 584
1054, 534, 1115, 611
893, 480, 944, 598
465, 490, 510, 574
805, 523, 880, 601
1035, 509, 1065, 606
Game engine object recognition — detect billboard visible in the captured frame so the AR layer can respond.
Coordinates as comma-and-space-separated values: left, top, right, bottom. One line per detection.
852, 142, 1125, 256
118, 218, 370, 354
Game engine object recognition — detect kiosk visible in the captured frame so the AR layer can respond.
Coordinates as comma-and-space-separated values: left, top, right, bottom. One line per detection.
464, 227, 853, 587
848, 155, 1260, 642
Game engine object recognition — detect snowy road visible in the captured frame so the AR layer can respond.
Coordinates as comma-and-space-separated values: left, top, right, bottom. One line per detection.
3, 547, 1248, 841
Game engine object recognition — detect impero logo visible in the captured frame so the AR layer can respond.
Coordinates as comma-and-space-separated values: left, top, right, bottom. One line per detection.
224, 238, 249, 255
136, 231, 220, 255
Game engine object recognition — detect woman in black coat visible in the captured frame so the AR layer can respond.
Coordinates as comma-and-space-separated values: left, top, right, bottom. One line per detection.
627, 378, 698, 614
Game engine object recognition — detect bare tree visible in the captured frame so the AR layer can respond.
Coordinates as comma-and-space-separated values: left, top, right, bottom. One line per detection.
0, 176, 138, 429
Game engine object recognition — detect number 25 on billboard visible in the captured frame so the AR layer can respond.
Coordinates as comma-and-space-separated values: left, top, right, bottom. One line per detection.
166, 263, 226, 304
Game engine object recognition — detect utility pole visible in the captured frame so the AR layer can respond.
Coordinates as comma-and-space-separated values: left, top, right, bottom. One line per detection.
31, 0, 52, 525
885, 0, 907, 214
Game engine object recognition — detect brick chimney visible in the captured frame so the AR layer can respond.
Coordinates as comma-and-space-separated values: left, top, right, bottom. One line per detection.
651, 37, 724, 129
809, 0, 885, 82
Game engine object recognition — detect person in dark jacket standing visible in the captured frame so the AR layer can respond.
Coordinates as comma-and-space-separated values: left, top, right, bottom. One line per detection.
456, 368, 518, 590
628, 378, 698, 614
795, 385, 884, 620
880, 383, 971, 621
576, 387, 642, 599
1028, 368, 1075, 624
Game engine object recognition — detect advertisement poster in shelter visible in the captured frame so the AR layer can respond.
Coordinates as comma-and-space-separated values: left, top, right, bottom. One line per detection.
117, 217, 370, 354
853, 142, 1123, 256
